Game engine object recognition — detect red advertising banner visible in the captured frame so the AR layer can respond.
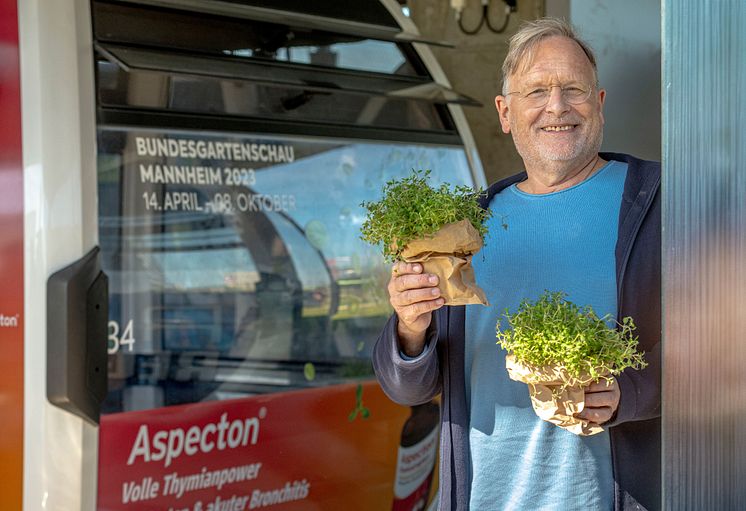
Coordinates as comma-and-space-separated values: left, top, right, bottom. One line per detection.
98, 382, 439, 511
0, 1, 24, 509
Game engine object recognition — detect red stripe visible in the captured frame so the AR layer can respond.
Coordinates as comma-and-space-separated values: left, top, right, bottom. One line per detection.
0, 0, 24, 509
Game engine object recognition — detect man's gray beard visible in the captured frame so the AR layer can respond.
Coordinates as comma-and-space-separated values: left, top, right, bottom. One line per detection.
513, 128, 604, 168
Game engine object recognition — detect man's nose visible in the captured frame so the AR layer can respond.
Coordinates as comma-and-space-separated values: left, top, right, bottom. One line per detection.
544, 86, 571, 116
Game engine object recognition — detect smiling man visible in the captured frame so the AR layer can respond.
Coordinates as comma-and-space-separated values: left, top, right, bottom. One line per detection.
496, 34, 607, 193
373, 18, 661, 511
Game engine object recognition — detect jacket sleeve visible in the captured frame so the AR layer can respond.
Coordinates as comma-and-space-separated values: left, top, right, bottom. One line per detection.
371, 313, 442, 406
606, 340, 661, 426
606, 157, 662, 427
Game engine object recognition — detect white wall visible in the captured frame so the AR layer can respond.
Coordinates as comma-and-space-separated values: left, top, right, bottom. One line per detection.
548, 0, 662, 161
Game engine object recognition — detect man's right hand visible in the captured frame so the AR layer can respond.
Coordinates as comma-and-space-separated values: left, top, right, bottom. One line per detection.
388, 262, 445, 357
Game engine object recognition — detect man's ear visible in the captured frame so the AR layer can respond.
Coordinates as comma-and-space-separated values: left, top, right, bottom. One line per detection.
597, 88, 606, 126
495, 95, 511, 134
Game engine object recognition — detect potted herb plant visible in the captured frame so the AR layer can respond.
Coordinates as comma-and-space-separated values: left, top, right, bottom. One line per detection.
496, 291, 647, 435
360, 170, 491, 305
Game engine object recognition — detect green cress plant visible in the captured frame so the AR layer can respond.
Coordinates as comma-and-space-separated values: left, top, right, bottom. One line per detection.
496, 291, 647, 387
360, 169, 491, 261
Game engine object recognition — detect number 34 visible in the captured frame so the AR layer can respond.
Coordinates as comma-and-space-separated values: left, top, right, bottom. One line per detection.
108, 320, 136, 354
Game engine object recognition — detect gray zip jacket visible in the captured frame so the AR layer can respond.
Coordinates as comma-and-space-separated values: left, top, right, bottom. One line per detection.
373, 153, 661, 511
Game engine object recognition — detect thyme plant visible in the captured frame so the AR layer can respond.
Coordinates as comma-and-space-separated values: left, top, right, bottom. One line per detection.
360, 170, 491, 261
496, 291, 647, 385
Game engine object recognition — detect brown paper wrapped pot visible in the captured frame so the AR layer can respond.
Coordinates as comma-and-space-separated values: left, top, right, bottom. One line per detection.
505, 354, 609, 436
400, 219, 488, 306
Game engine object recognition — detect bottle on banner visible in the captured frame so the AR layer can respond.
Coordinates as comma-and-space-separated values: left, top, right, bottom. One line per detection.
392, 401, 440, 511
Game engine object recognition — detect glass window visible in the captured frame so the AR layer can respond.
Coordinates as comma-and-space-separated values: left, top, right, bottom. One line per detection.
98, 127, 475, 413
270, 39, 407, 74
96, 60, 448, 131
93, 1, 418, 77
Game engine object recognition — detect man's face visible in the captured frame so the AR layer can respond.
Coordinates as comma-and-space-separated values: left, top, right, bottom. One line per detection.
495, 36, 606, 170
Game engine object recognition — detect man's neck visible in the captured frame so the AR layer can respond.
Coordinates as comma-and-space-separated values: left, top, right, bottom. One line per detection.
516, 155, 608, 194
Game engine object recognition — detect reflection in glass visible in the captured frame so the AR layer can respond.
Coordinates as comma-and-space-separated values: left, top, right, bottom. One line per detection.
93, 1, 417, 76
98, 128, 474, 413
96, 60, 447, 132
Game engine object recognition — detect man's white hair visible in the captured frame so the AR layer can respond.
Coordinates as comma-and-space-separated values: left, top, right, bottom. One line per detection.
502, 18, 598, 94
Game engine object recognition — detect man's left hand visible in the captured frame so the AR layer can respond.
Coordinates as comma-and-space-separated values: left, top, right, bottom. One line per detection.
574, 377, 620, 426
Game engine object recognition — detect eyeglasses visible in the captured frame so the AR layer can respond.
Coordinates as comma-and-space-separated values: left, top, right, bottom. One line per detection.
505, 83, 594, 107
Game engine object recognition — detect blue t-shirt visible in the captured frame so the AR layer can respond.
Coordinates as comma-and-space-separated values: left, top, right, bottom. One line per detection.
465, 161, 628, 510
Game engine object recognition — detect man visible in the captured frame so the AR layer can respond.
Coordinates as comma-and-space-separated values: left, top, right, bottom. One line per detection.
372, 18, 660, 511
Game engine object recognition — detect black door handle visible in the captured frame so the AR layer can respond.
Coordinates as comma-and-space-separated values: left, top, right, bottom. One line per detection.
47, 246, 109, 425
